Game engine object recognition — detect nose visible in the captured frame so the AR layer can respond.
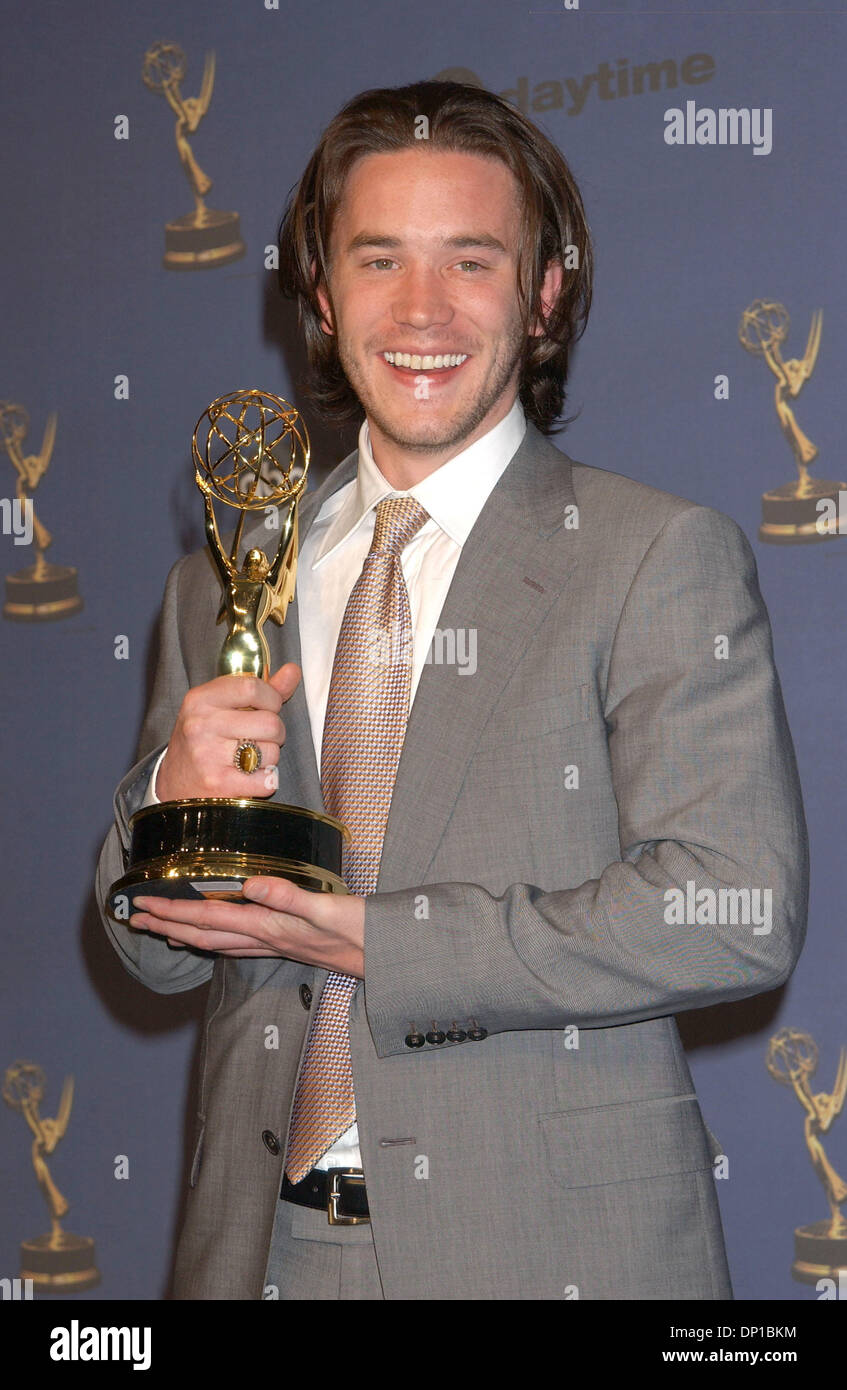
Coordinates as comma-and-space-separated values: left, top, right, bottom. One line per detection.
392, 264, 453, 331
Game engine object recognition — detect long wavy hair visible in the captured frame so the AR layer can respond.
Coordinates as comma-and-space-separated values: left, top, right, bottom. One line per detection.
277, 80, 593, 435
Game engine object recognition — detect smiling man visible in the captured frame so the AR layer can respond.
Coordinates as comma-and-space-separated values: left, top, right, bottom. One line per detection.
96, 80, 808, 1301
320, 149, 538, 475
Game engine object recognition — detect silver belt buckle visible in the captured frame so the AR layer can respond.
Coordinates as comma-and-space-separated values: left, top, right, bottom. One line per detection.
327, 1168, 368, 1225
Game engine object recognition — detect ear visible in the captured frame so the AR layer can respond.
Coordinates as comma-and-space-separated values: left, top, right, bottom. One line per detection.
312, 258, 335, 336
531, 259, 564, 338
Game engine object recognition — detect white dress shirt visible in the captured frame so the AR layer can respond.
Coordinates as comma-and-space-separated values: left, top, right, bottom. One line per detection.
146, 398, 527, 1171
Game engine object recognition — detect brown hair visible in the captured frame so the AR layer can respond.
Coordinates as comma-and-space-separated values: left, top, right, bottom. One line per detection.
277, 80, 593, 434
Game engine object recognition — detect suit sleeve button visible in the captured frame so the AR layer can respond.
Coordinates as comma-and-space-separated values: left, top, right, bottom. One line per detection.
299, 983, 313, 1009
467, 1019, 488, 1041
426, 1023, 446, 1044
262, 1129, 281, 1155
446, 1022, 467, 1042
405, 1026, 426, 1048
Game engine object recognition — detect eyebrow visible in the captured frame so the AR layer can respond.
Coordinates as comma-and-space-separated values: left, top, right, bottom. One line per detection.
345, 232, 509, 255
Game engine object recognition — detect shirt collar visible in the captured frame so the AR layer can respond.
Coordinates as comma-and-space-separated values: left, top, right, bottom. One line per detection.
310, 398, 527, 568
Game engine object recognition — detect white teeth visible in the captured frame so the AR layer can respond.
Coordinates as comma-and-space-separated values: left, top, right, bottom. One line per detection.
382, 351, 468, 370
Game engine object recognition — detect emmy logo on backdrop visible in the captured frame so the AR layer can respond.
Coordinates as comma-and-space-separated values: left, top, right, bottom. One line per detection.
142, 41, 246, 270
739, 300, 845, 544
108, 389, 348, 913
3, 1062, 99, 1291
0, 401, 82, 621
767, 1028, 847, 1284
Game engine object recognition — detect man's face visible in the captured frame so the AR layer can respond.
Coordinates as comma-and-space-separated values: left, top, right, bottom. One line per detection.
316, 148, 531, 459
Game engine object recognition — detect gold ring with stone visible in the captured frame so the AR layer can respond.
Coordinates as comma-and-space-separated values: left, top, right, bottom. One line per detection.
234, 740, 262, 774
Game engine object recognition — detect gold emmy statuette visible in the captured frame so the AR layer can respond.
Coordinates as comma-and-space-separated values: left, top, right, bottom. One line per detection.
739, 300, 845, 544
1, 402, 83, 621
3, 1062, 99, 1291
108, 389, 348, 911
142, 41, 246, 270
767, 1028, 847, 1284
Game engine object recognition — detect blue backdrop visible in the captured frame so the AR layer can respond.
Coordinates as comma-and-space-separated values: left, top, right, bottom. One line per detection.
1, 0, 844, 1301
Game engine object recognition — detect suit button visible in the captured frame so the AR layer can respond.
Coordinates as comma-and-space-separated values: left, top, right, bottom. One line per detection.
299, 983, 313, 1009
426, 1023, 446, 1045
262, 1129, 281, 1155
467, 1019, 488, 1041
446, 1022, 467, 1043
405, 1026, 426, 1048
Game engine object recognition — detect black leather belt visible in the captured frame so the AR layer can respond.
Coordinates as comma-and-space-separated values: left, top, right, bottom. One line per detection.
280, 1168, 370, 1225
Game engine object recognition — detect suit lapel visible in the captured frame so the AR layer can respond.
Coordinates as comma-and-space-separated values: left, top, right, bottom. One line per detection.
378, 424, 580, 890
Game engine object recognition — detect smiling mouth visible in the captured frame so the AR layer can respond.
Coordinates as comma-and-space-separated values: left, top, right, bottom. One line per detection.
382, 351, 469, 371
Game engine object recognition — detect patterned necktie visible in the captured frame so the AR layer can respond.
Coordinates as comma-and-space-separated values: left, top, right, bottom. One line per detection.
284, 495, 430, 1183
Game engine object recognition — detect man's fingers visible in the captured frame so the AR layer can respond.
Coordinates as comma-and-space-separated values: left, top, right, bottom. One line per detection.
221, 732, 281, 793
132, 895, 270, 934
267, 662, 302, 703
162, 926, 272, 952
242, 875, 325, 922
198, 673, 285, 713
165, 751, 279, 800
208, 709, 285, 746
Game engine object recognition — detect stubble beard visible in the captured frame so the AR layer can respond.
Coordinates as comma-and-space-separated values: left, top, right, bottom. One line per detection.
335, 317, 527, 455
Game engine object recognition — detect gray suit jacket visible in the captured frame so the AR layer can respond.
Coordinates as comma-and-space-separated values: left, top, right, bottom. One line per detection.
96, 422, 808, 1300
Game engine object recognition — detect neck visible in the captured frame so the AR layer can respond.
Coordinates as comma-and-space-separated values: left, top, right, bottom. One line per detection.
366, 395, 517, 490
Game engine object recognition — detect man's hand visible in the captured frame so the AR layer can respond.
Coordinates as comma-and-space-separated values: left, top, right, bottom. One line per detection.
156, 662, 302, 802
128, 877, 366, 978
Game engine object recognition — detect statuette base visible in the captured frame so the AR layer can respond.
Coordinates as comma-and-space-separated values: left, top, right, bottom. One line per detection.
4, 563, 83, 621
163, 208, 246, 270
109, 799, 348, 912
791, 1220, 847, 1283
21, 1233, 100, 1292
759, 478, 847, 545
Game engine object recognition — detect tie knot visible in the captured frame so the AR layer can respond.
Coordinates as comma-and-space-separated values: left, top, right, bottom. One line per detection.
368, 496, 430, 557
